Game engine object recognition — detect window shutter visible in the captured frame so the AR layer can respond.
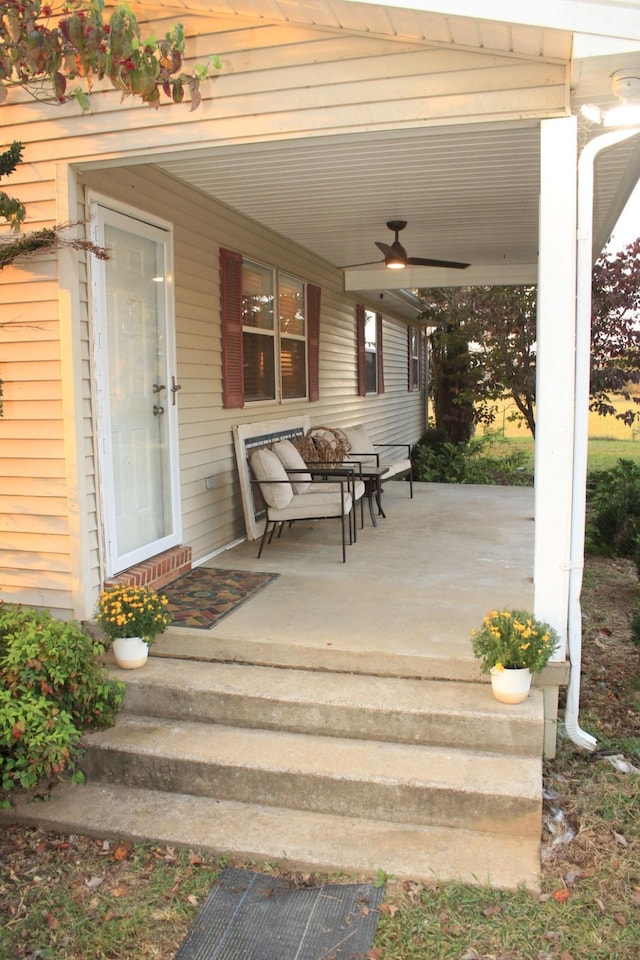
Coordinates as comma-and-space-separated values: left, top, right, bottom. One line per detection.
376, 312, 384, 394
307, 283, 321, 402
220, 248, 244, 409
419, 329, 426, 391
356, 304, 366, 396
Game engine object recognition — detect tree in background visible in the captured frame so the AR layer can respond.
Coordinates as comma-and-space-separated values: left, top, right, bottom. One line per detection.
590, 238, 640, 425
0, 0, 218, 268
419, 238, 640, 440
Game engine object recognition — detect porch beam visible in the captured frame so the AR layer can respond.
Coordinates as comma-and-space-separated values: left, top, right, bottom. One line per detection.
344, 263, 538, 291
533, 116, 578, 655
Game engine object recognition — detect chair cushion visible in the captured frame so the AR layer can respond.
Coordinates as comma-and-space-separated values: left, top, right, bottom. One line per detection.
268, 491, 353, 521
249, 448, 294, 509
344, 424, 377, 468
272, 439, 312, 494
380, 458, 412, 481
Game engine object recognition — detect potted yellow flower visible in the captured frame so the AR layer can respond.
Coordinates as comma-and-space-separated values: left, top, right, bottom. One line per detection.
95, 584, 171, 669
471, 609, 559, 703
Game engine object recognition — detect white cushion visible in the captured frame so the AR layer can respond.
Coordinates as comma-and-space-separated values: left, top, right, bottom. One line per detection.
344, 424, 377, 468
380, 458, 412, 481
249, 448, 294, 509
272, 439, 312, 494
268, 491, 353, 521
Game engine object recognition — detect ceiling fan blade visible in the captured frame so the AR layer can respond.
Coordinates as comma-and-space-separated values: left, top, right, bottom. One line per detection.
339, 259, 385, 269
407, 256, 470, 269
375, 241, 396, 258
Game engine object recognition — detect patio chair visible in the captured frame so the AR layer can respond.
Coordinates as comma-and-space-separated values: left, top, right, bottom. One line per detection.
249, 447, 354, 562
343, 423, 414, 497
271, 438, 366, 536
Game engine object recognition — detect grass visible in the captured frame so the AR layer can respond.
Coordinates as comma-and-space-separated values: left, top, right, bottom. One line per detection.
1, 559, 639, 960
482, 435, 640, 475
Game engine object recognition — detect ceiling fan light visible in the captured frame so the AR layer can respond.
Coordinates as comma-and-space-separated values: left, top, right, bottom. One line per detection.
386, 258, 406, 269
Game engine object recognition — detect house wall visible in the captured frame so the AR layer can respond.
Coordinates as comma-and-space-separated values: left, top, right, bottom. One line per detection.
0, 8, 567, 619
81, 163, 424, 570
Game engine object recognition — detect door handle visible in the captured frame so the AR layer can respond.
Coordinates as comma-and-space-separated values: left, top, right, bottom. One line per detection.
171, 376, 182, 405
153, 404, 165, 416
152, 383, 166, 393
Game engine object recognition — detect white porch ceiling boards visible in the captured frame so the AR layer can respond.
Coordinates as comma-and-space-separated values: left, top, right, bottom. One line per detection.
136, 0, 639, 294
159, 122, 542, 278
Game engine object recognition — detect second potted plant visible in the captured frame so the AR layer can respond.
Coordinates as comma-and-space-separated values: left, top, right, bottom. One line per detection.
95, 584, 171, 669
471, 609, 559, 703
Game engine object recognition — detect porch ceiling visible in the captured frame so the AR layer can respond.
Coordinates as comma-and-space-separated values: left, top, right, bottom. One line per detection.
146, 1, 640, 304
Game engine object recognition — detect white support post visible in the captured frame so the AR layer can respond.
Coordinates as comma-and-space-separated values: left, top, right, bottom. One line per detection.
533, 117, 578, 652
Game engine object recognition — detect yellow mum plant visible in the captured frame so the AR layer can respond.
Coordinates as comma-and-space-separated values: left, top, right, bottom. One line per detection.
95, 584, 170, 643
471, 609, 559, 674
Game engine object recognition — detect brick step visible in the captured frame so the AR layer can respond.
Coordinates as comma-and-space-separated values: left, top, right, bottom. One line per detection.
3, 782, 541, 891
80, 714, 541, 837
119, 658, 544, 756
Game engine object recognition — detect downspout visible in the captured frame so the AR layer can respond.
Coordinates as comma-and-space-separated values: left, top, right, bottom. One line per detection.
566, 126, 640, 750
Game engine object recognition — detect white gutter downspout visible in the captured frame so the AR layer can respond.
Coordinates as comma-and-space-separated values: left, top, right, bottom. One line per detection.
567, 125, 640, 750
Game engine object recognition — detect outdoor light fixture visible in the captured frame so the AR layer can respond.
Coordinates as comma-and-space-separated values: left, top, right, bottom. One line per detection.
386, 254, 406, 269
581, 66, 640, 127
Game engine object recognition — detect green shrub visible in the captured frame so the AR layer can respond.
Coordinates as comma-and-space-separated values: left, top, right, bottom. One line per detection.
586, 459, 640, 557
0, 602, 125, 804
411, 429, 533, 486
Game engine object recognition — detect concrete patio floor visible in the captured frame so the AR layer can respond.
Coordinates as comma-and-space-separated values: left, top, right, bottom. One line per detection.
154, 482, 536, 682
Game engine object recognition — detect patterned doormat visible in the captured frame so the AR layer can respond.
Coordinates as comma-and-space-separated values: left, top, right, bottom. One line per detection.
163, 568, 279, 630
174, 867, 384, 960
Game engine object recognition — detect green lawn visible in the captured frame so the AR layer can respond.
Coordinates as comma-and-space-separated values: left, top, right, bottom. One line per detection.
484, 435, 640, 474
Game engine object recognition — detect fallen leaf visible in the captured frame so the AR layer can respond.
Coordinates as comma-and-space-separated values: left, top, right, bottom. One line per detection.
379, 902, 399, 917
632, 891, 640, 907
483, 903, 502, 917
366, 950, 382, 960
552, 888, 571, 903
101, 909, 120, 923
543, 931, 562, 941
42, 911, 58, 930
85, 876, 105, 890
187, 895, 199, 906
113, 845, 130, 861
595, 898, 606, 912
613, 832, 628, 846
559, 952, 575, 960
614, 913, 627, 927
111, 884, 127, 898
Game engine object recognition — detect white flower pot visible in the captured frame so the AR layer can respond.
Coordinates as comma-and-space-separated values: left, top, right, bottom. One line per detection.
490, 666, 532, 704
112, 636, 149, 670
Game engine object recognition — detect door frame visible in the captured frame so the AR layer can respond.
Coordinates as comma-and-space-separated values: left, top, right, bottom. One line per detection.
89, 192, 182, 577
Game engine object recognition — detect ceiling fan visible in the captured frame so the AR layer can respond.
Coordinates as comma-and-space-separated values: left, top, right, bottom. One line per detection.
342, 220, 470, 270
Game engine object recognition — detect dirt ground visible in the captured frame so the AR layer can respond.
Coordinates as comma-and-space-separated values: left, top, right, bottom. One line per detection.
1, 556, 639, 959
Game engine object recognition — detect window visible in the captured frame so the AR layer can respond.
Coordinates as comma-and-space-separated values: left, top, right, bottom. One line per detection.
409, 326, 421, 391
356, 305, 384, 396
220, 249, 321, 408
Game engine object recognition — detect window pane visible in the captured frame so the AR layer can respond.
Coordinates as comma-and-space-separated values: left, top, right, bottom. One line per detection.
280, 275, 305, 337
281, 338, 307, 399
243, 261, 274, 331
243, 332, 275, 401
364, 311, 377, 351
365, 352, 377, 394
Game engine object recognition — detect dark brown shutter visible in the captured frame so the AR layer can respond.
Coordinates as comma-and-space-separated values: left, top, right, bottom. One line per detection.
220, 248, 244, 409
307, 283, 321, 402
356, 304, 366, 396
376, 312, 384, 394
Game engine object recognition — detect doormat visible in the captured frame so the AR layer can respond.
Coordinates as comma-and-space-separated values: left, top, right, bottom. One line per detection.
174, 867, 384, 960
163, 568, 279, 630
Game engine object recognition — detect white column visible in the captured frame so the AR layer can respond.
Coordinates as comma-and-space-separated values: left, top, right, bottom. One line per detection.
533, 116, 578, 653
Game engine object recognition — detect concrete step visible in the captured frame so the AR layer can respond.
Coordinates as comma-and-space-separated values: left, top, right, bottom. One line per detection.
119, 658, 544, 757
2, 781, 541, 891
80, 714, 541, 837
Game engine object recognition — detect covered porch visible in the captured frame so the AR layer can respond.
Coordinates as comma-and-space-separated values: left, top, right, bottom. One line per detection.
152, 481, 567, 755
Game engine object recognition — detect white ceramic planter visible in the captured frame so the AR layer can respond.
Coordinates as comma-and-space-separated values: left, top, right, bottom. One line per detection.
112, 636, 149, 670
490, 666, 532, 704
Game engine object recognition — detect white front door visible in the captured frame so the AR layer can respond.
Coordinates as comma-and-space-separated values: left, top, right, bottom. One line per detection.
91, 200, 182, 576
